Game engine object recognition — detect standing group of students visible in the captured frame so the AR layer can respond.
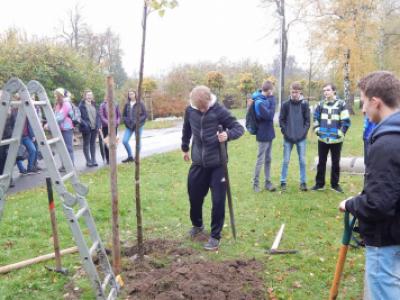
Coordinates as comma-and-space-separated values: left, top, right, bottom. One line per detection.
251, 80, 351, 194
0, 87, 147, 184
181, 71, 400, 297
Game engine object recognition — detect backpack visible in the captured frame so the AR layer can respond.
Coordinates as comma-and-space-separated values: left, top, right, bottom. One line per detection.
245, 100, 258, 135
69, 103, 82, 126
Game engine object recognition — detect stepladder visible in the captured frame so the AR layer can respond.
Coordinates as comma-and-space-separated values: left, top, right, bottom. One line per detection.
0, 78, 120, 299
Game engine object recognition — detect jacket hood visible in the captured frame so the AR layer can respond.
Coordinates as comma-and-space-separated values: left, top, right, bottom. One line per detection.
190, 94, 217, 110
370, 111, 400, 143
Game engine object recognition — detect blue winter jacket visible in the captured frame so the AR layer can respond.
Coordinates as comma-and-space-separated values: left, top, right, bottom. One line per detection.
363, 116, 376, 141
252, 90, 276, 142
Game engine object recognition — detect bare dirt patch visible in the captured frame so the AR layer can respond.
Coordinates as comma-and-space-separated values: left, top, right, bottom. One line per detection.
121, 239, 266, 300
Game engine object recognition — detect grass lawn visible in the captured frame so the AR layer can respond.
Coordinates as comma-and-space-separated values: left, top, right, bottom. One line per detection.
0, 109, 366, 299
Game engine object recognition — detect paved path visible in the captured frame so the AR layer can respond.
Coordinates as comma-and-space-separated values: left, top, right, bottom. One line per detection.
8, 123, 184, 194
7, 119, 246, 194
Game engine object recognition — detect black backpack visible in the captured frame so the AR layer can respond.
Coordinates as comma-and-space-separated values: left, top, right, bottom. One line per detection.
245, 100, 258, 135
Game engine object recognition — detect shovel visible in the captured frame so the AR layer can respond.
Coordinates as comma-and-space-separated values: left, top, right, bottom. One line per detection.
217, 125, 237, 240
329, 211, 356, 299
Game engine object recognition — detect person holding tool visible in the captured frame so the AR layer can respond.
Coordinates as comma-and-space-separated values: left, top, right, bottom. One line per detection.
181, 85, 244, 251
339, 71, 400, 299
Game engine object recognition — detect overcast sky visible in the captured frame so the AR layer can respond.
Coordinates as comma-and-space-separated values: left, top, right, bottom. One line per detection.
0, 0, 309, 77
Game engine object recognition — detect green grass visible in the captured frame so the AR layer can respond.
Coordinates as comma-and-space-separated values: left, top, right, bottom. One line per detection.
0, 110, 365, 299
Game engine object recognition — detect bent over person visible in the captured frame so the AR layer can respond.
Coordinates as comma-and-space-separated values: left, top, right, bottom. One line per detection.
181, 85, 244, 251
339, 71, 400, 299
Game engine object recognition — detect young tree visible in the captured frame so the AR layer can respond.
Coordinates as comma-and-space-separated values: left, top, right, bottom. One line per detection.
135, 0, 178, 259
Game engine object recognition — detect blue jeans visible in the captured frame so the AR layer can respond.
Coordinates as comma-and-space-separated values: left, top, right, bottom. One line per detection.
123, 126, 143, 158
365, 245, 400, 299
22, 136, 37, 170
280, 139, 306, 184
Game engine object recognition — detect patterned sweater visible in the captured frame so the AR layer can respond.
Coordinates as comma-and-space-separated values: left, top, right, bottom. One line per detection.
313, 98, 351, 144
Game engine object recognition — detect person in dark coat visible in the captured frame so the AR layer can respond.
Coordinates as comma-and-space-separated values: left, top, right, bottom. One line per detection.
251, 80, 276, 192
279, 82, 310, 191
79, 89, 101, 167
339, 71, 400, 299
121, 90, 147, 163
181, 85, 244, 251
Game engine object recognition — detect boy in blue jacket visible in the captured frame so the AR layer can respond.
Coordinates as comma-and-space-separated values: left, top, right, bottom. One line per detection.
252, 80, 276, 192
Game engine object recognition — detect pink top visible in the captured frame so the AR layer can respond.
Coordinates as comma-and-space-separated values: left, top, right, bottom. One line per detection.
55, 101, 74, 131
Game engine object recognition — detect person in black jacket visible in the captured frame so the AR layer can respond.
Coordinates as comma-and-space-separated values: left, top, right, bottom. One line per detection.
182, 85, 244, 251
279, 82, 310, 191
121, 90, 147, 163
339, 71, 400, 299
79, 89, 101, 167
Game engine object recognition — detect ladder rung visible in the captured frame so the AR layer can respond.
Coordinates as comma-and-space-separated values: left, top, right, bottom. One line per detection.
0, 137, 19, 146
61, 172, 74, 182
33, 101, 47, 106
89, 241, 100, 256
102, 274, 112, 292
47, 137, 61, 146
107, 288, 118, 300
0, 174, 10, 181
75, 206, 88, 219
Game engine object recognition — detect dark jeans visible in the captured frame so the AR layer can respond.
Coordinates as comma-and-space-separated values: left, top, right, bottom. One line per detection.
82, 129, 98, 164
0, 145, 8, 174
315, 141, 342, 187
102, 126, 118, 164
187, 165, 226, 240
61, 129, 74, 164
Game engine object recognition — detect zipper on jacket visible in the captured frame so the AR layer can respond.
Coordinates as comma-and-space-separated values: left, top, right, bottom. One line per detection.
200, 113, 205, 167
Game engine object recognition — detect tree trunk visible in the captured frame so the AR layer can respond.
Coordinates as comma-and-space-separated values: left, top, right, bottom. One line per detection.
107, 76, 121, 274
135, 0, 148, 260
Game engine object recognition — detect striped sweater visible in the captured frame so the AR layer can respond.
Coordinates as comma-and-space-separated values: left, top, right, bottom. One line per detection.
313, 98, 351, 144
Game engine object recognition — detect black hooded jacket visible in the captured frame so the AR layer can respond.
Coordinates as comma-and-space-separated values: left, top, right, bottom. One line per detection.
181, 99, 244, 168
345, 111, 400, 247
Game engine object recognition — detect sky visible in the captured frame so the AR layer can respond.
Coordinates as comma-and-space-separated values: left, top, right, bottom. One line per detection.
0, 0, 309, 77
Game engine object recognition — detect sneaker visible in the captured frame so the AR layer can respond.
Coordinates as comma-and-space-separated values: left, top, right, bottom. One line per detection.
280, 182, 287, 192
300, 183, 308, 191
331, 185, 344, 193
265, 181, 276, 192
311, 185, 324, 191
122, 157, 134, 163
253, 184, 261, 193
188, 226, 204, 238
92, 161, 98, 167
86, 162, 94, 167
203, 237, 219, 251
19, 170, 28, 176
27, 167, 40, 174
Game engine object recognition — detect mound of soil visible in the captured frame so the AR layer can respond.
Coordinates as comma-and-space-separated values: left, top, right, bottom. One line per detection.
121, 239, 266, 300
64, 239, 266, 299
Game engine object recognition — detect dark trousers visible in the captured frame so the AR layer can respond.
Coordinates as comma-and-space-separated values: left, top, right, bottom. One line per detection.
102, 126, 118, 164
82, 129, 98, 164
188, 165, 226, 240
315, 141, 342, 187
0, 145, 9, 174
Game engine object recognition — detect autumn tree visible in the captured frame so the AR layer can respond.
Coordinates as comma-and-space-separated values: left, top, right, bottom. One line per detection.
238, 73, 256, 107
206, 71, 225, 101
312, 0, 379, 113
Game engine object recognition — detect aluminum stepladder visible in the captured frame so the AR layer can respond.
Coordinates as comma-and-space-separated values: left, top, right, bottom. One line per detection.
0, 78, 120, 300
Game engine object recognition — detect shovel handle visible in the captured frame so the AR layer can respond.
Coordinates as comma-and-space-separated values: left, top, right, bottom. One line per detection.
329, 211, 356, 299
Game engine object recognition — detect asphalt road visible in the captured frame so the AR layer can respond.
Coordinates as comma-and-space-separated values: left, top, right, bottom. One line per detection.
7, 123, 183, 194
